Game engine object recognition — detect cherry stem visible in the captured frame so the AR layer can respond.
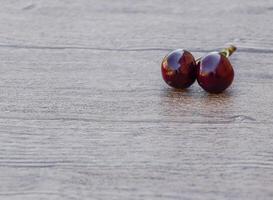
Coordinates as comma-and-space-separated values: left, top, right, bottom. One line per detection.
195, 44, 237, 63
219, 45, 237, 57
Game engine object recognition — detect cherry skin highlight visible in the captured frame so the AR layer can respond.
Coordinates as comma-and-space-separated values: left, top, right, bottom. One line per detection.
161, 49, 196, 89
196, 52, 234, 93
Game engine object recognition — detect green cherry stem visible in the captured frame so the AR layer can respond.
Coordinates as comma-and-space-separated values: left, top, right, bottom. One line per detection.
219, 45, 237, 57
196, 44, 237, 63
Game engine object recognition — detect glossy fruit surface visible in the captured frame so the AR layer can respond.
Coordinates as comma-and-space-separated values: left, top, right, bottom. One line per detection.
161, 49, 196, 89
196, 52, 234, 93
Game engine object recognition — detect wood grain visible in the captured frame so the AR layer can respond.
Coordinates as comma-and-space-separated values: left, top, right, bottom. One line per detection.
0, 0, 273, 199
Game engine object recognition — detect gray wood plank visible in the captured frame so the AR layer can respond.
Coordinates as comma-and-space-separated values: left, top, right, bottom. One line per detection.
0, 0, 273, 199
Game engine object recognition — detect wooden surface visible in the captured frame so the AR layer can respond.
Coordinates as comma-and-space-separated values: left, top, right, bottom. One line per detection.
1, 0, 273, 199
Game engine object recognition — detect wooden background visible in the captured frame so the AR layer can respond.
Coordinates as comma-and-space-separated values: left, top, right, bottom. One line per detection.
0, 0, 273, 199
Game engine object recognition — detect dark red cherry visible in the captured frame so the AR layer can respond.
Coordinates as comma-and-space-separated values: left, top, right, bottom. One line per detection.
196, 52, 234, 93
161, 49, 196, 89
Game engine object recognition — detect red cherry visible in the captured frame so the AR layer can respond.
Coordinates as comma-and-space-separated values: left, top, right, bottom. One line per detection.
196, 52, 234, 93
161, 49, 196, 89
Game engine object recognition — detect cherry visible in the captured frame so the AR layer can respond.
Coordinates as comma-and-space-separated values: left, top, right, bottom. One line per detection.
161, 49, 196, 89
196, 46, 236, 93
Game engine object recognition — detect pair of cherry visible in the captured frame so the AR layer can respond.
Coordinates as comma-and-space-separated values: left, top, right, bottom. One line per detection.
161, 45, 236, 93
